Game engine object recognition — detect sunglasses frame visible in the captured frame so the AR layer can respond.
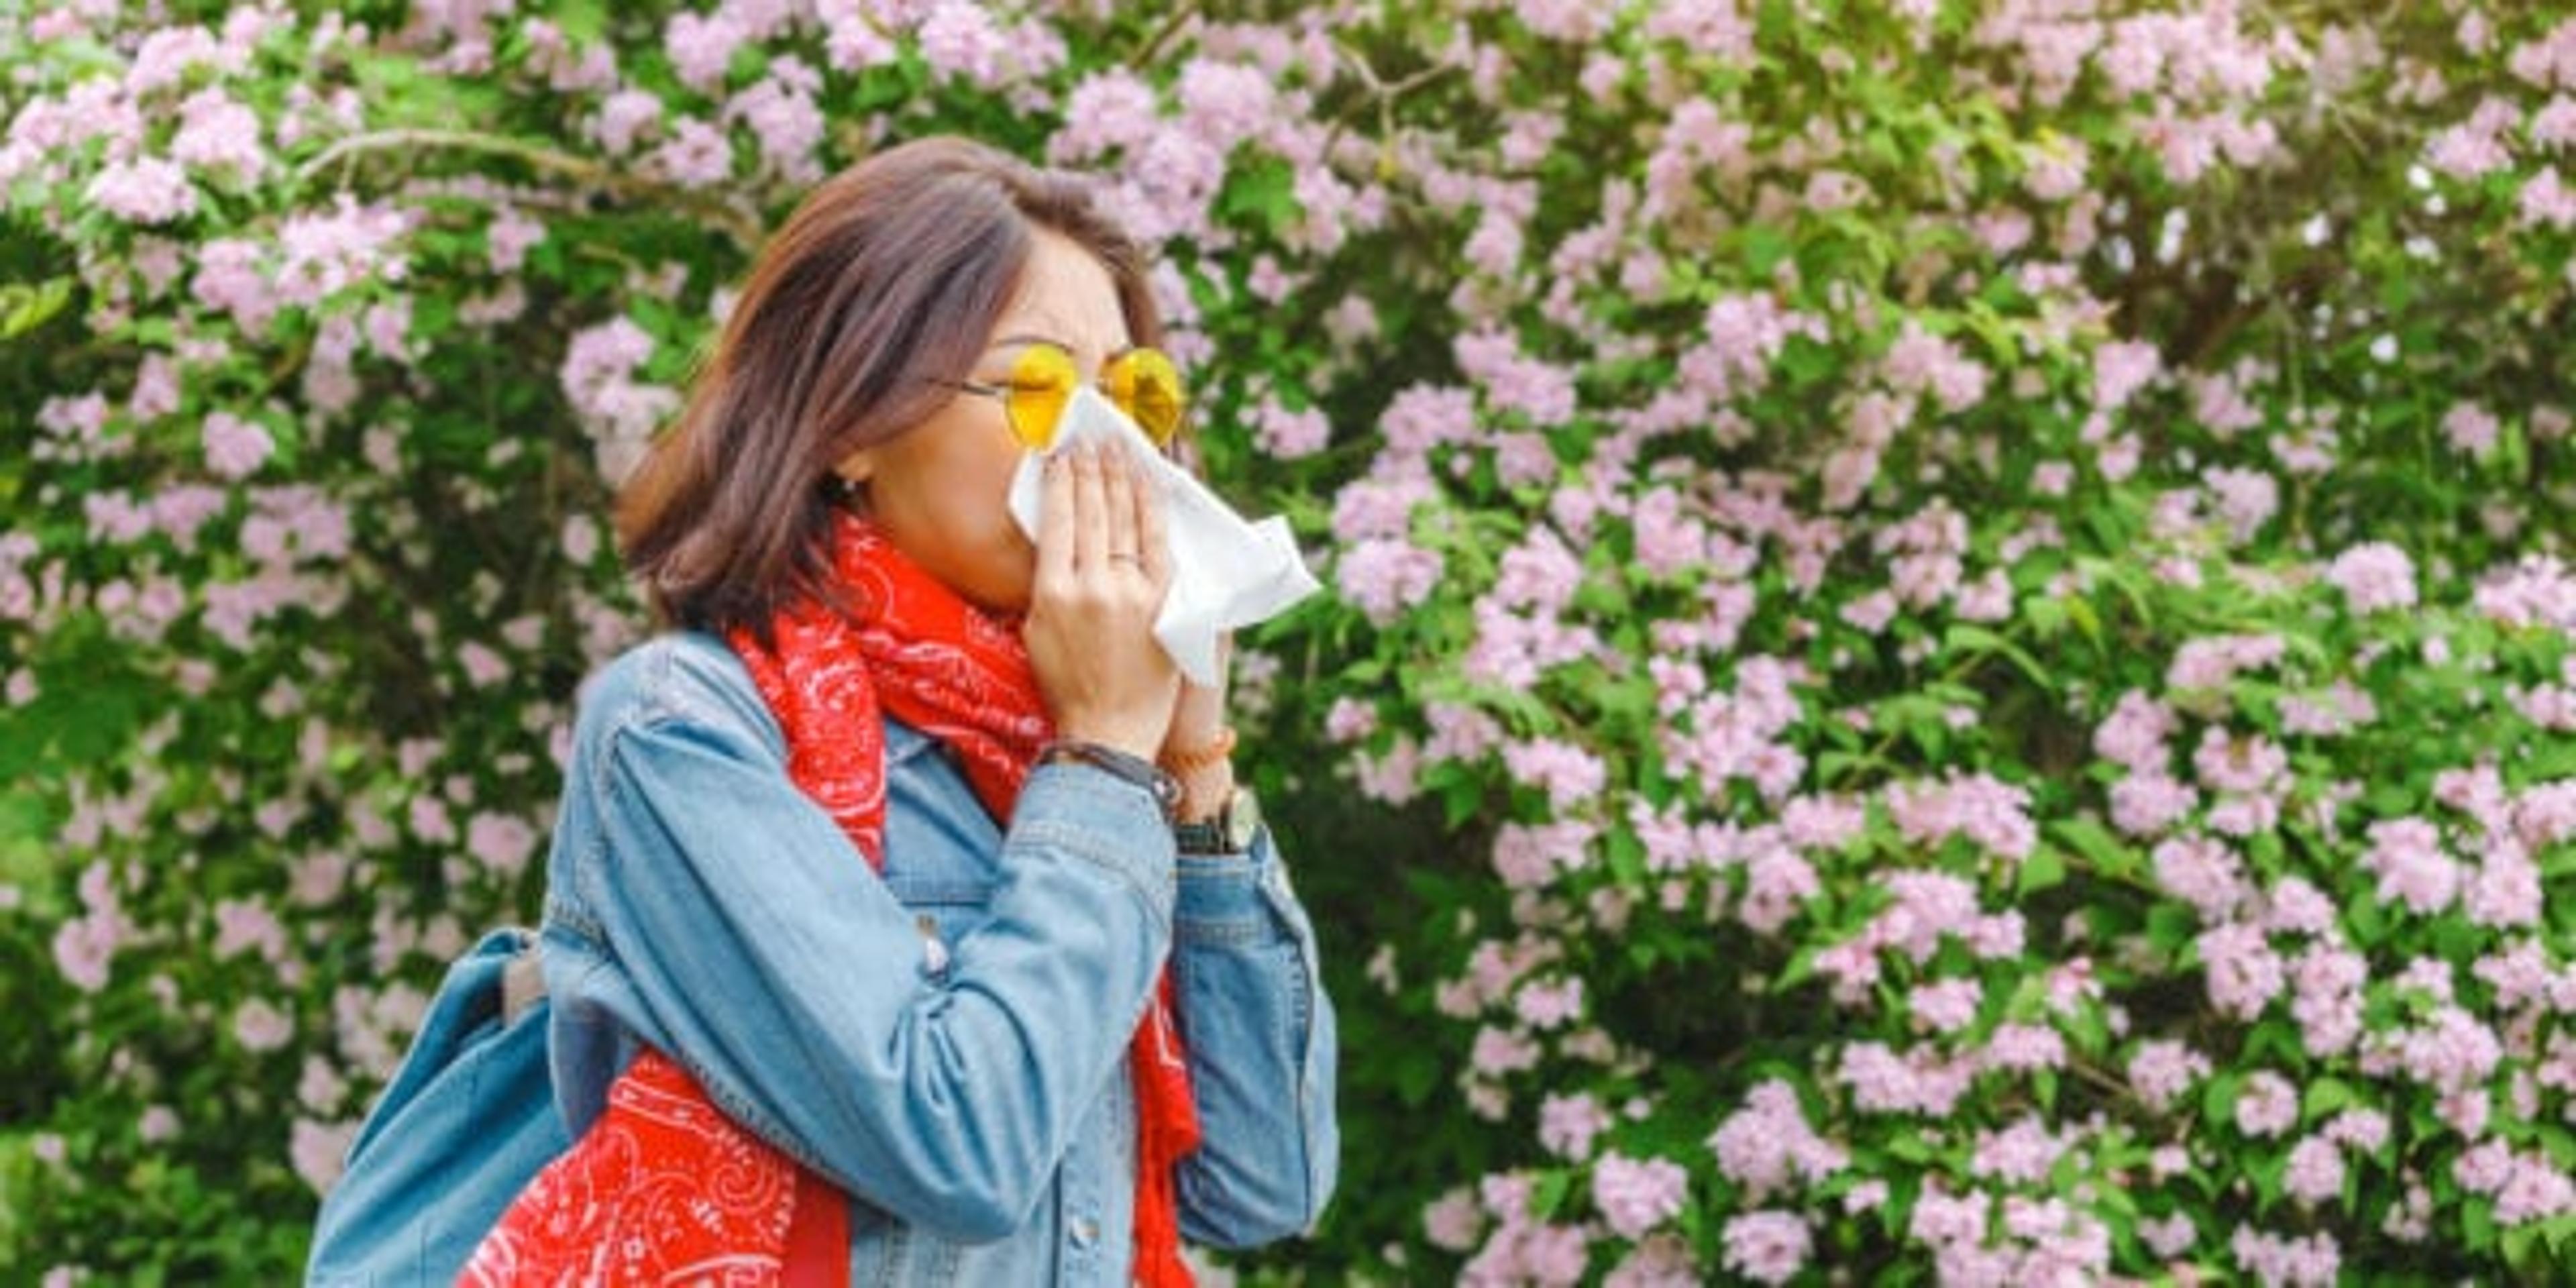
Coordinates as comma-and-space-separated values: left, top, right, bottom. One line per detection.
926, 341, 1187, 453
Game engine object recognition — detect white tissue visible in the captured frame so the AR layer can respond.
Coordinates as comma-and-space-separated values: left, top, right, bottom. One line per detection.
1005, 386, 1321, 687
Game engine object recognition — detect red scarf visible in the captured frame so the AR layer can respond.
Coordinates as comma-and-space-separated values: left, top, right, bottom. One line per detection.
464, 511, 1201, 1286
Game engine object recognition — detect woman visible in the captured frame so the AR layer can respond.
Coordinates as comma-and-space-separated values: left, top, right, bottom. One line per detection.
467, 136, 1338, 1283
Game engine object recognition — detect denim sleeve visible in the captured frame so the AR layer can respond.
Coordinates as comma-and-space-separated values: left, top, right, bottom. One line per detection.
586, 708, 1177, 1243
1169, 826, 1341, 1248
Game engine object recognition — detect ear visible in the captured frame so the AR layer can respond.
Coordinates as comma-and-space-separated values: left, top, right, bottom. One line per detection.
833, 446, 877, 490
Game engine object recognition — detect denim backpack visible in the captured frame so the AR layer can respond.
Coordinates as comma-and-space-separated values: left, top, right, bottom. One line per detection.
305, 926, 568, 1285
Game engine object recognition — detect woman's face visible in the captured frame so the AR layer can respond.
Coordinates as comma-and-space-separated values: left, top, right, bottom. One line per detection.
837, 228, 1132, 614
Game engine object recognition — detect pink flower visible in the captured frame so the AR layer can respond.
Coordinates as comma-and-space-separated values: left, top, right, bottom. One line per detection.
1254, 399, 1330, 459
292, 1117, 358, 1194
1679, 294, 1824, 402
2205, 467, 2278, 543
1719, 1211, 1811, 1285
170, 89, 266, 178
1175, 58, 1278, 149
2153, 834, 2249, 920
1707, 1080, 1845, 1197
2192, 729, 2286, 796
1642, 0, 1755, 62
1051, 70, 1161, 164
233, 998, 294, 1053
1909, 977, 1982, 1034
1514, 977, 1585, 1030
1490, 820, 1595, 891
1593, 1152, 1690, 1240
2474, 555, 2576, 631
1538, 1091, 1611, 1159
1839, 1040, 1972, 1116
2521, 166, 2576, 229
1336, 538, 1443, 626
2167, 633, 2284, 692
1736, 847, 1819, 934
1330, 468, 1434, 543
592, 89, 662, 154
2230, 1225, 2341, 1288
138, 1105, 181, 1144
2092, 339, 2161, 410
2128, 1040, 2213, 1112
2443, 402, 2501, 456
1423, 1188, 1483, 1252
1982, 1023, 2068, 1074
2362, 818, 2461, 916
2496, 1155, 2576, 1224
2094, 690, 2178, 772
2283, 1135, 2345, 1205
1490, 527, 1586, 614
1970, 1116, 2065, 1184
664, 10, 747, 91
1884, 772, 2037, 864
651, 117, 734, 189
1468, 1025, 1540, 1078
2112, 772, 2198, 837
202, 411, 273, 479
2198, 920, 2284, 1020
1500, 738, 1606, 812
2139, 1212, 2196, 1258
727, 66, 827, 184
2233, 1071, 2298, 1137
85, 156, 197, 224
468, 811, 537, 875
1881, 321, 1991, 413
918, 2, 1012, 87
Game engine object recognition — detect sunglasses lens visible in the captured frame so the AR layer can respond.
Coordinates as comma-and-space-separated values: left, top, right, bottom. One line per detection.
1004, 343, 1077, 450
1104, 347, 1185, 446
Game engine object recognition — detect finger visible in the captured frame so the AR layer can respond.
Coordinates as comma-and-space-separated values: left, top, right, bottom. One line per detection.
1071, 440, 1109, 573
1098, 441, 1138, 565
1037, 449, 1076, 589
1133, 447, 1171, 590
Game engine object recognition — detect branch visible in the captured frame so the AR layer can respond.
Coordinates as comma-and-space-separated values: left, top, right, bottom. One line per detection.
290, 127, 765, 249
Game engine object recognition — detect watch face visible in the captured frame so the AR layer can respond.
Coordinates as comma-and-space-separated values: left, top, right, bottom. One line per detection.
1227, 786, 1263, 849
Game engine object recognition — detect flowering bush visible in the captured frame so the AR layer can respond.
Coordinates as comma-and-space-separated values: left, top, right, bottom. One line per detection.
5, 1, 2574, 1283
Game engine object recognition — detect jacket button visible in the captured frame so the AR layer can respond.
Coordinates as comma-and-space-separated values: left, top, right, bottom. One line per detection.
1069, 1216, 1099, 1247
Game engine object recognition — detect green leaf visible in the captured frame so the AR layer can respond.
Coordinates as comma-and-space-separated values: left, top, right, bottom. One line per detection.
0, 276, 74, 339
2018, 845, 2066, 896
2051, 817, 2138, 880
2147, 903, 2199, 955
1529, 1169, 1573, 1221
2302, 1077, 2354, 1122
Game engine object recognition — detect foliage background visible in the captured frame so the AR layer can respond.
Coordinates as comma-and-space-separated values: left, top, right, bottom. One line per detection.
5, 0, 2576, 1283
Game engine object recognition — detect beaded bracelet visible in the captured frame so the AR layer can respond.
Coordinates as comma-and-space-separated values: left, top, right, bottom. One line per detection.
1162, 724, 1237, 775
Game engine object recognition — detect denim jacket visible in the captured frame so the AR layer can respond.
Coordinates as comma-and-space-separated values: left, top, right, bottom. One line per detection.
537, 629, 1338, 1284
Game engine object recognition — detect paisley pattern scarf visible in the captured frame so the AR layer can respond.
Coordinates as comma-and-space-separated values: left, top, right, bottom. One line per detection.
464, 509, 1201, 1286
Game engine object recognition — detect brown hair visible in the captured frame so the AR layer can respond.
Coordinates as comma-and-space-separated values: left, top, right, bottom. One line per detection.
613, 136, 1164, 651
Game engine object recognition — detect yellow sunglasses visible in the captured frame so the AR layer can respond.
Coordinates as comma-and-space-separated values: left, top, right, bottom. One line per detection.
931, 341, 1187, 451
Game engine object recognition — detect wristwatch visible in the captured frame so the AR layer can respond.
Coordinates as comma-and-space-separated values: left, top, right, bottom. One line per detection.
1036, 740, 1183, 821
1173, 784, 1263, 855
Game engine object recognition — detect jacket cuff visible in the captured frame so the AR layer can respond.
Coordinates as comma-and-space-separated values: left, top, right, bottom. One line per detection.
1012, 761, 1179, 923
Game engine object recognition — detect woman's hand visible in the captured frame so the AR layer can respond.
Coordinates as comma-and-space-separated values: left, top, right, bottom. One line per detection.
1024, 440, 1180, 759
1161, 635, 1230, 759
1161, 635, 1236, 820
